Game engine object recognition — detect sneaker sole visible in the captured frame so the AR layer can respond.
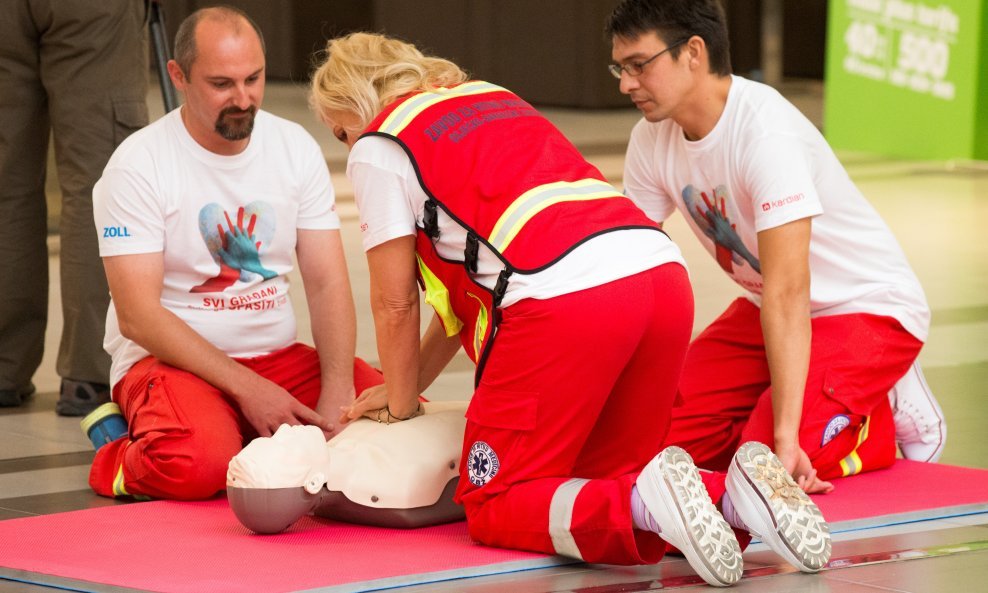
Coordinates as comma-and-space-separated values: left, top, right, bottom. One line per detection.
727, 442, 832, 572
638, 447, 743, 587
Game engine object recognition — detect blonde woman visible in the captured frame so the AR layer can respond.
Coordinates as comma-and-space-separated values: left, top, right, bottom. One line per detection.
310, 33, 829, 585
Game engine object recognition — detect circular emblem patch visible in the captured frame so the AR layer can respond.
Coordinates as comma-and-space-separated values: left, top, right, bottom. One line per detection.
822, 414, 851, 446
467, 441, 500, 487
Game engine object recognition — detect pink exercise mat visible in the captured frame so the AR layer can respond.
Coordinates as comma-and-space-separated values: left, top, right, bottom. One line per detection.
1, 460, 987, 593
811, 460, 988, 530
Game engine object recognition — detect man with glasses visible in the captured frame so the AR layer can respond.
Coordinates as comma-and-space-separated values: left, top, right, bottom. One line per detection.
606, 0, 945, 495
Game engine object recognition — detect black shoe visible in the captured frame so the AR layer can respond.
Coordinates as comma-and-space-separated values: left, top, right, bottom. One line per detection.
0, 384, 36, 408
57, 379, 111, 417
0, 390, 22, 407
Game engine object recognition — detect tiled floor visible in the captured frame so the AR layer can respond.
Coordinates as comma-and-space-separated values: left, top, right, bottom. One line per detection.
1, 79, 986, 592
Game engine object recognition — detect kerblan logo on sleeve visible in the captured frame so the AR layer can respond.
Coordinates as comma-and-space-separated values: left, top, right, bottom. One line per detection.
103, 226, 131, 238
761, 192, 805, 212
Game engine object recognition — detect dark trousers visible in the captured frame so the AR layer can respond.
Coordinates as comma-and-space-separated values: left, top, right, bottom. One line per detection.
0, 0, 149, 389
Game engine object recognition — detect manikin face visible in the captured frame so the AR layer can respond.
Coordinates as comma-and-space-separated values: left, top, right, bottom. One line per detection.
168, 17, 266, 155
611, 31, 694, 124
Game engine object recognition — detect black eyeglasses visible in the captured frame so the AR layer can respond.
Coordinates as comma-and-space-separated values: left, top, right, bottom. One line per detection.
608, 38, 690, 79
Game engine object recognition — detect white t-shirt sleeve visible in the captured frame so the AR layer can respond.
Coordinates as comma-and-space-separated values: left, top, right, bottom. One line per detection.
348, 138, 418, 252
296, 134, 340, 230
622, 119, 677, 224
742, 135, 824, 232
93, 166, 166, 256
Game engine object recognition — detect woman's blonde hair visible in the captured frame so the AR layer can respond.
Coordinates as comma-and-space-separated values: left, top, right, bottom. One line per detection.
309, 32, 468, 134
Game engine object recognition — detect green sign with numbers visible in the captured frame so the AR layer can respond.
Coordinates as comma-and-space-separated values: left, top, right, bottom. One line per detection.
824, 0, 988, 160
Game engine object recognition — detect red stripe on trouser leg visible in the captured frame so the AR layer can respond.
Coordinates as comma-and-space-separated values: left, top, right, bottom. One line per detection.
457, 264, 693, 565
665, 299, 921, 480
89, 344, 384, 499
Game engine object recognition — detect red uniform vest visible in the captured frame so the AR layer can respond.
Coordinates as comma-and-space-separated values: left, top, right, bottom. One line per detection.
360, 81, 663, 382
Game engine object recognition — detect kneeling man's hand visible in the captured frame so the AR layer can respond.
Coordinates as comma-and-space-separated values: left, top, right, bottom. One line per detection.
238, 377, 334, 437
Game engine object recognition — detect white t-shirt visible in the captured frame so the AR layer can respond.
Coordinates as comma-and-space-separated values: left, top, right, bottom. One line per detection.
623, 75, 929, 341
347, 136, 685, 307
94, 109, 340, 385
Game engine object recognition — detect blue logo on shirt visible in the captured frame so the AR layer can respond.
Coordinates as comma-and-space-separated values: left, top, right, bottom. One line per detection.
103, 226, 131, 238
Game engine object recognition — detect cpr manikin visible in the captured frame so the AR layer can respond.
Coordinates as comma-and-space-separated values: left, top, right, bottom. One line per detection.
227, 401, 468, 534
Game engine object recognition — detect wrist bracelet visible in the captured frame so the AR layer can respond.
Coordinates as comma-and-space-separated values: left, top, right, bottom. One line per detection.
386, 402, 422, 423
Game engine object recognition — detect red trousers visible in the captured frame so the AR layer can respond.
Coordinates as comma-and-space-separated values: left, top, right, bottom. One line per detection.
665, 298, 923, 480
455, 264, 726, 565
89, 343, 383, 500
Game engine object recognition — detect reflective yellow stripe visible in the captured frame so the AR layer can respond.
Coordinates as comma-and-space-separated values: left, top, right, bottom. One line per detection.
379, 81, 508, 135
858, 416, 871, 444
839, 451, 863, 477
417, 254, 463, 336
488, 179, 619, 252
466, 293, 488, 360
112, 464, 129, 497
838, 416, 871, 477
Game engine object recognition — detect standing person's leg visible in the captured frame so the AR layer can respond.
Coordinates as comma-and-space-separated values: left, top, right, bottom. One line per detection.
89, 357, 245, 500
458, 265, 692, 566
663, 298, 771, 470
739, 313, 923, 480
39, 0, 149, 415
0, 2, 50, 405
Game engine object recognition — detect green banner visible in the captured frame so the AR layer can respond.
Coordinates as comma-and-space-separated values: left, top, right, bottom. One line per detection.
824, 0, 988, 160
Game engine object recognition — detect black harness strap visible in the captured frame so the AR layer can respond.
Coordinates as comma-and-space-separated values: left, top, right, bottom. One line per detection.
423, 199, 440, 239
464, 232, 480, 273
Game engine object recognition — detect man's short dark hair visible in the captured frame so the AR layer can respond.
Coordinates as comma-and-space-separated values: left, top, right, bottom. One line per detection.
173, 5, 266, 75
605, 0, 732, 76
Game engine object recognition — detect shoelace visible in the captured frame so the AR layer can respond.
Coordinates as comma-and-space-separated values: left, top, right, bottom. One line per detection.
894, 398, 938, 442
752, 461, 810, 507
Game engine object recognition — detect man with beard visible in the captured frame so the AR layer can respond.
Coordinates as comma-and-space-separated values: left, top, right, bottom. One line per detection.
84, 6, 380, 500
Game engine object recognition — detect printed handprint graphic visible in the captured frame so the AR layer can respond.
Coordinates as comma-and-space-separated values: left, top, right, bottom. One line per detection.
216, 208, 276, 280
191, 202, 277, 293
682, 185, 761, 275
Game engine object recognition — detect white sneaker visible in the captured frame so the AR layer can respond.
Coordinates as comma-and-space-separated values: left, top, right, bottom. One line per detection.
637, 446, 743, 587
889, 362, 946, 462
726, 442, 831, 572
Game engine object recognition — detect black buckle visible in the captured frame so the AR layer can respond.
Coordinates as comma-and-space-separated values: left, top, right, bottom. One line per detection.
464, 233, 479, 273
493, 268, 512, 307
423, 199, 440, 239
